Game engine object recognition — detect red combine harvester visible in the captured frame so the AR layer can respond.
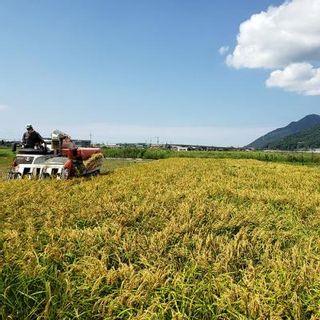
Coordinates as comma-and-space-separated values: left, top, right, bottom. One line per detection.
8, 130, 104, 179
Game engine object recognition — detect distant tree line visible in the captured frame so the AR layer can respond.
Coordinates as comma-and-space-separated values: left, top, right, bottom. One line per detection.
102, 147, 320, 164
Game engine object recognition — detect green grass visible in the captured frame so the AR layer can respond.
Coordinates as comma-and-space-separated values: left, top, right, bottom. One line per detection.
0, 148, 14, 179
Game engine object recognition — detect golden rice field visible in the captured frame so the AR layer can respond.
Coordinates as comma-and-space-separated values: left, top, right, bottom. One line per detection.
1, 158, 320, 319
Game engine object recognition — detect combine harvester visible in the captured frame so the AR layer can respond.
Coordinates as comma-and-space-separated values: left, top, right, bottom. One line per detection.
8, 130, 104, 180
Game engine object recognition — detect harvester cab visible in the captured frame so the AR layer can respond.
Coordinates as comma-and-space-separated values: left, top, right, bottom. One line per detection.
8, 130, 104, 180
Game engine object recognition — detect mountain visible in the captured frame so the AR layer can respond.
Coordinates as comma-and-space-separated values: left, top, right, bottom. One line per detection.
266, 123, 320, 150
247, 114, 320, 149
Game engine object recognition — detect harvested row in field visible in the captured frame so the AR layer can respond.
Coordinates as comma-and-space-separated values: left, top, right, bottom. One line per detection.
1, 158, 320, 319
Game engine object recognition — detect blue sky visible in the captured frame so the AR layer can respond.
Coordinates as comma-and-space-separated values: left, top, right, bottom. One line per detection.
0, 0, 319, 146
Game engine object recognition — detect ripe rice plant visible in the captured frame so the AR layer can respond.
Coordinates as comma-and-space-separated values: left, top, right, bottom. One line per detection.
1, 158, 320, 319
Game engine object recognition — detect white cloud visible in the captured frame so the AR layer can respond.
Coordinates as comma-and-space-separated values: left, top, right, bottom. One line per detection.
266, 63, 320, 95
225, 0, 320, 95
227, 0, 320, 69
219, 46, 229, 56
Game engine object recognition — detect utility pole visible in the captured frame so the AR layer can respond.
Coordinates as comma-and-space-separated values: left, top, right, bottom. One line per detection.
150, 136, 160, 145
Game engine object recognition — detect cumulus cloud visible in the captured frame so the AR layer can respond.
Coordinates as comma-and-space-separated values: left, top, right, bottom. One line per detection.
266, 63, 320, 95
227, 0, 320, 69
226, 0, 320, 95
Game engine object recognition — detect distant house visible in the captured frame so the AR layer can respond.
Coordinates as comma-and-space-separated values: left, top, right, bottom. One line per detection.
105, 143, 120, 148
172, 145, 189, 152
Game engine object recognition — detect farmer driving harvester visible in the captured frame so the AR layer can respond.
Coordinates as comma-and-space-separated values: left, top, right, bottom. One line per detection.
22, 124, 46, 149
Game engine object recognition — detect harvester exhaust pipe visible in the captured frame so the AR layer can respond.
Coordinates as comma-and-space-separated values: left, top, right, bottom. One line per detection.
11, 143, 17, 152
